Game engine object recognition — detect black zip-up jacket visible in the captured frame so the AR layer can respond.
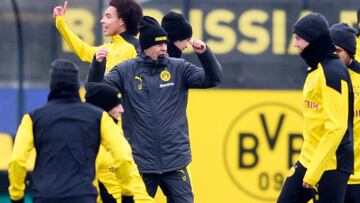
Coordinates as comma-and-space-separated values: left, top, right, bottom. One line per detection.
88, 48, 223, 173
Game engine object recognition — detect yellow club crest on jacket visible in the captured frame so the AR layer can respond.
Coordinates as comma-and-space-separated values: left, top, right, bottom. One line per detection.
134, 76, 142, 90
160, 69, 171, 82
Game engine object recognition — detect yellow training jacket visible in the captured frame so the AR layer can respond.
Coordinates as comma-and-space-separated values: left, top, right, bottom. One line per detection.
348, 60, 360, 184
55, 16, 137, 74
299, 58, 354, 186
8, 112, 135, 201
95, 145, 154, 203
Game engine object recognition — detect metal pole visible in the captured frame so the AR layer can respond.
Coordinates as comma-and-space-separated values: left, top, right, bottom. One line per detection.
10, 0, 24, 125
183, 0, 191, 20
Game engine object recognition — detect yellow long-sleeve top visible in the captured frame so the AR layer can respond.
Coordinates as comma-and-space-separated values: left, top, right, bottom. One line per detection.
299, 58, 354, 186
55, 16, 137, 74
95, 145, 154, 203
348, 60, 360, 184
8, 112, 134, 201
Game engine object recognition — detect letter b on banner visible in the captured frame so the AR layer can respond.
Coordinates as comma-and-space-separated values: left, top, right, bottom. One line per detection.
224, 103, 303, 201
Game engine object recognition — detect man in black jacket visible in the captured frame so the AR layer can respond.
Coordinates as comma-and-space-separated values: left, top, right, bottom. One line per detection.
88, 16, 223, 203
8, 59, 135, 203
161, 11, 205, 59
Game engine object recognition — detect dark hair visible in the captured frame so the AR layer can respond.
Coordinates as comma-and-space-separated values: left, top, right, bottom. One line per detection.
109, 0, 143, 35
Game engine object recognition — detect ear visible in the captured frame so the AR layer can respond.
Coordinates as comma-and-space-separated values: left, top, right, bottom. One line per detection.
119, 18, 125, 26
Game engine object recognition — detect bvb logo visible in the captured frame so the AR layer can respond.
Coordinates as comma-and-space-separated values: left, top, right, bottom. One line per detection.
223, 103, 303, 201
160, 70, 171, 82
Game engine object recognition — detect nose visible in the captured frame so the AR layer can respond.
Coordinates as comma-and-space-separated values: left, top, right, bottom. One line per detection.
293, 40, 299, 48
119, 105, 124, 113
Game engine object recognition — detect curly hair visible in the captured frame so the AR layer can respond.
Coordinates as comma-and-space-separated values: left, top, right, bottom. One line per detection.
109, 0, 143, 35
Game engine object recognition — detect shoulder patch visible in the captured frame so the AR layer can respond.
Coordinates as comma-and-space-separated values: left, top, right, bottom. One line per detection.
348, 60, 360, 74
321, 58, 349, 93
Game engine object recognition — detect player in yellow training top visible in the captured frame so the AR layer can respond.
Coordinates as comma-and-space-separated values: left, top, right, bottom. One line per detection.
277, 13, 354, 203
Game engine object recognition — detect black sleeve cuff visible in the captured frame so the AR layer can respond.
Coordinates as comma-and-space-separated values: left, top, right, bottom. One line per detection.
11, 198, 24, 203
122, 195, 135, 203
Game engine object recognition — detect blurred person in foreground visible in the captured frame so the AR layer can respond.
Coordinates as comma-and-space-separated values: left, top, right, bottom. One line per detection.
277, 13, 354, 203
88, 16, 223, 203
53, 0, 142, 74
8, 59, 135, 203
85, 82, 154, 203
330, 23, 360, 203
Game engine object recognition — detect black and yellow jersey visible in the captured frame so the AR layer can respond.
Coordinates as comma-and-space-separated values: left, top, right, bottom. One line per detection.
299, 55, 354, 186
348, 60, 360, 184
95, 145, 154, 203
8, 98, 135, 201
55, 16, 137, 74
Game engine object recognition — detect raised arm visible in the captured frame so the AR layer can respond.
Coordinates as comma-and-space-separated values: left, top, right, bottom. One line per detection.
182, 40, 223, 88
53, 1, 98, 62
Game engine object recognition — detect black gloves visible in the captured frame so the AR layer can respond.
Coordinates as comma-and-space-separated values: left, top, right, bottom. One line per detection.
122, 196, 135, 203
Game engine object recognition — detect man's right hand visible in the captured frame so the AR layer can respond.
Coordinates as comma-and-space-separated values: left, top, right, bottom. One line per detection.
53, 1, 68, 18
95, 48, 109, 62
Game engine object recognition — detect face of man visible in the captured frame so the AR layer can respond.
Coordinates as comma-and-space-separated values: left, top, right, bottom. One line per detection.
293, 34, 310, 53
174, 38, 191, 51
144, 42, 167, 61
100, 6, 123, 36
335, 45, 352, 66
108, 104, 124, 119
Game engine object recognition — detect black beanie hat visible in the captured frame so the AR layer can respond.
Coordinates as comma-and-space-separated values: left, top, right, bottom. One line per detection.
293, 13, 329, 43
330, 23, 357, 57
161, 11, 193, 42
49, 59, 80, 92
139, 16, 168, 51
85, 82, 122, 112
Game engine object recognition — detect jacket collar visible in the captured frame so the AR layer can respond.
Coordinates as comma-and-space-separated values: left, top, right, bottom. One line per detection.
136, 51, 167, 70
348, 59, 360, 74
48, 90, 81, 102
167, 41, 182, 58
301, 33, 335, 72
111, 34, 126, 44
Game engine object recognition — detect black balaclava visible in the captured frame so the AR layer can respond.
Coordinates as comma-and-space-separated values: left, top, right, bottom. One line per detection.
293, 13, 335, 70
